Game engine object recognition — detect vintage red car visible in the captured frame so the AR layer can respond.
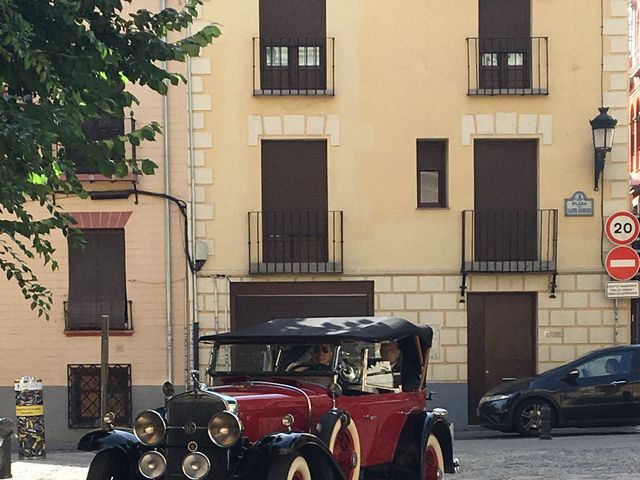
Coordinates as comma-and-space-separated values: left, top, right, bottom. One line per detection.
79, 316, 459, 480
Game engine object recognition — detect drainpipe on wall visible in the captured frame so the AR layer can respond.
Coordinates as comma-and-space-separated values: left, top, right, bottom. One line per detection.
186, 22, 200, 380
160, 0, 173, 384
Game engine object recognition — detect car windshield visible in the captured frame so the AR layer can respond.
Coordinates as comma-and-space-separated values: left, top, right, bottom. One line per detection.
207, 340, 413, 393
208, 343, 340, 376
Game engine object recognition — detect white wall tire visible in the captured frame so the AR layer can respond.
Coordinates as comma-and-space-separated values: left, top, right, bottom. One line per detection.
327, 418, 361, 480
423, 434, 444, 480
267, 454, 312, 480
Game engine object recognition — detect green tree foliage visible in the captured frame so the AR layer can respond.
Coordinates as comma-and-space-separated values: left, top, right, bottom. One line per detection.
0, 0, 220, 317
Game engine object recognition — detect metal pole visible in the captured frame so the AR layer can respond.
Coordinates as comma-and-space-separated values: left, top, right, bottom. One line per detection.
613, 299, 619, 345
100, 314, 109, 429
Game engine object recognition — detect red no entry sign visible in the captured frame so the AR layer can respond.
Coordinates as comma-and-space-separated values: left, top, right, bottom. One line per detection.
605, 211, 640, 245
606, 246, 640, 281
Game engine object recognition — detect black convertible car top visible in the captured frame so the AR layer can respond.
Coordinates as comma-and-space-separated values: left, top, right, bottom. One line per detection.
200, 316, 433, 347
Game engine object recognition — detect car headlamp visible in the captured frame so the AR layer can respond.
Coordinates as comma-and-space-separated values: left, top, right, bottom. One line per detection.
481, 393, 514, 404
138, 451, 166, 479
182, 452, 210, 480
207, 411, 243, 448
134, 410, 166, 446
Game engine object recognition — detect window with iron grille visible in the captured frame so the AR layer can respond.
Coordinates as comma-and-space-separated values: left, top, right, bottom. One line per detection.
67, 364, 132, 428
417, 140, 448, 208
66, 229, 129, 331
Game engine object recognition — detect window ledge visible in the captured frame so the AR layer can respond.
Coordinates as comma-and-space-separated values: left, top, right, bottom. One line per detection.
64, 330, 134, 337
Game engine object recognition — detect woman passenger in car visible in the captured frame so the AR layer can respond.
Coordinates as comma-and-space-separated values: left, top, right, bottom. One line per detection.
288, 344, 334, 371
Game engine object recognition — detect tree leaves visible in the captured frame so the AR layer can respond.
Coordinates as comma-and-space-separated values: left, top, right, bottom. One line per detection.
0, 0, 219, 317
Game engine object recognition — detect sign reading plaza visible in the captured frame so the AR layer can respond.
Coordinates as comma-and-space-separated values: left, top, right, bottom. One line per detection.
564, 191, 594, 217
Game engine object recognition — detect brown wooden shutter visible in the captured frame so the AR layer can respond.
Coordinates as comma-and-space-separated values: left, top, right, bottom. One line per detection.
68, 229, 127, 329
259, 0, 327, 91
259, 0, 326, 39
262, 140, 327, 211
479, 0, 530, 38
474, 139, 538, 261
261, 140, 328, 263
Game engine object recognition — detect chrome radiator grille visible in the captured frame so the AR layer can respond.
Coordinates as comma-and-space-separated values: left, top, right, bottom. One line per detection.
165, 393, 228, 479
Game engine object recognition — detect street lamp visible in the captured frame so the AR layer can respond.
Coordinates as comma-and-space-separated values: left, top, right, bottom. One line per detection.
590, 106, 618, 191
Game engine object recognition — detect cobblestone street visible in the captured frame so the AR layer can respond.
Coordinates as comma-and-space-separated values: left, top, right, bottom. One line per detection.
454, 429, 640, 480
8, 429, 640, 480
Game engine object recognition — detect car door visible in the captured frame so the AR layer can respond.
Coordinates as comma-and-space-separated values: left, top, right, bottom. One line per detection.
630, 350, 640, 420
560, 350, 636, 424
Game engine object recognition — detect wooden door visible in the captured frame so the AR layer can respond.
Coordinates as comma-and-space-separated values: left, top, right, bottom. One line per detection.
467, 293, 536, 424
261, 140, 328, 263
474, 139, 537, 263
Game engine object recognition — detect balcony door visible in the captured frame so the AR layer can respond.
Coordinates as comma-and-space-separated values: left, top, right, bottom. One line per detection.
479, 0, 531, 90
474, 139, 538, 263
259, 0, 326, 91
261, 140, 328, 264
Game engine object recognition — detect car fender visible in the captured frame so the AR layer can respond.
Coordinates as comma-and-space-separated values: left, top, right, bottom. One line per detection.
421, 411, 456, 475
509, 393, 563, 426
77, 428, 142, 455
253, 432, 347, 480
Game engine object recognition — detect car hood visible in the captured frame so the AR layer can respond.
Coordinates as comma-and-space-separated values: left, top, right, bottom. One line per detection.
483, 376, 536, 396
211, 381, 332, 441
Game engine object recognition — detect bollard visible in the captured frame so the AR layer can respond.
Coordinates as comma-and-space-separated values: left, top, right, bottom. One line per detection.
539, 404, 552, 440
0, 418, 14, 479
14, 377, 46, 459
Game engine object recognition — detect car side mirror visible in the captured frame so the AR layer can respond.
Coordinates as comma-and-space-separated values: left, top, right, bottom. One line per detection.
565, 369, 579, 381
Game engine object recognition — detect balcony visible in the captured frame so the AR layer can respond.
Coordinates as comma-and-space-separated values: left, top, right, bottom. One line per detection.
66, 113, 138, 182
466, 37, 549, 95
248, 210, 343, 274
64, 300, 133, 332
461, 209, 558, 273
253, 37, 335, 96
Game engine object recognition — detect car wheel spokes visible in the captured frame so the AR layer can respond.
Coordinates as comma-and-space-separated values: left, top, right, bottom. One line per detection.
521, 404, 542, 431
334, 429, 356, 478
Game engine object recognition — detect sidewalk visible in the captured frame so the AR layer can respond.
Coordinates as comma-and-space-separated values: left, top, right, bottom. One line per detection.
9, 451, 92, 480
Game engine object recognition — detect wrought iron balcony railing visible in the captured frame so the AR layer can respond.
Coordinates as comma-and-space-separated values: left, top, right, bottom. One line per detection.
248, 210, 343, 274
466, 37, 549, 95
253, 37, 335, 96
462, 209, 558, 273
64, 300, 133, 331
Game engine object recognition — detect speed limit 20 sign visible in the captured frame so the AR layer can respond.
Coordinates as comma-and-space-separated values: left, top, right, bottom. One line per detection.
605, 211, 640, 246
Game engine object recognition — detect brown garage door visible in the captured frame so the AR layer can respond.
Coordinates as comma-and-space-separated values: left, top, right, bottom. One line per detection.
230, 281, 374, 370
231, 281, 374, 331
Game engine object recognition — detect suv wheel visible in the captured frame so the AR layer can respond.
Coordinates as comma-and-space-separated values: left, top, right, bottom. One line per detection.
267, 454, 312, 480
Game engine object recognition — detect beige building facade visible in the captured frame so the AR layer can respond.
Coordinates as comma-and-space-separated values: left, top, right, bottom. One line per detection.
191, 0, 632, 428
